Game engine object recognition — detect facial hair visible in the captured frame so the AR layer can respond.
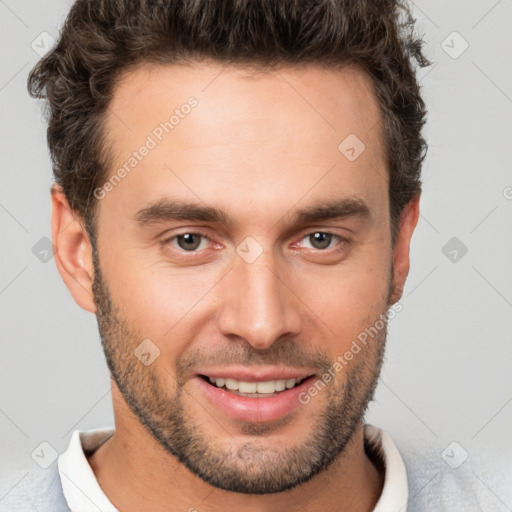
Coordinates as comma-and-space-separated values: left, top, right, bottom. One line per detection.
91, 242, 391, 495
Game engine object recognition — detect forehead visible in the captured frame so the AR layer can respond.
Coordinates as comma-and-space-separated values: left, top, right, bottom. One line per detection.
100, 60, 387, 229
107, 60, 383, 143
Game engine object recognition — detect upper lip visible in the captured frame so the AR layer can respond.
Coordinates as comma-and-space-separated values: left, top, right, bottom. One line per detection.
195, 366, 317, 382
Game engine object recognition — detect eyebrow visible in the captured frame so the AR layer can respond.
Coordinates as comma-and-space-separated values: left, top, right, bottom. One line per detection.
133, 196, 371, 229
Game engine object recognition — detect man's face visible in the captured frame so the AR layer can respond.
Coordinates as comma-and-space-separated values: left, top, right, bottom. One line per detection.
91, 61, 395, 494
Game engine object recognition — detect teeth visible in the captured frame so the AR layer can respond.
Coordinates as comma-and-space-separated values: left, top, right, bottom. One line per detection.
238, 381, 257, 393
207, 376, 305, 394
225, 378, 238, 390
275, 379, 286, 392
256, 380, 276, 394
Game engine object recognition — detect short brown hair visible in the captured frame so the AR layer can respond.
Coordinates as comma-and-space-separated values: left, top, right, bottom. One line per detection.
28, 0, 429, 246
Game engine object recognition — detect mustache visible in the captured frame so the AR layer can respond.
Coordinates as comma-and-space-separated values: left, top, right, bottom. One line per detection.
176, 340, 333, 378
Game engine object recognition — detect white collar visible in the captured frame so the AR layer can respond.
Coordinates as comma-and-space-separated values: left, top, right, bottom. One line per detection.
364, 424, 409, 511
58, 427, 117, 512
58, 424, 408, 511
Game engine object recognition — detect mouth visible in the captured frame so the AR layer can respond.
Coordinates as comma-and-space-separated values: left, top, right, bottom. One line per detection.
194, 372, 318, 423
198, 374, 310, 397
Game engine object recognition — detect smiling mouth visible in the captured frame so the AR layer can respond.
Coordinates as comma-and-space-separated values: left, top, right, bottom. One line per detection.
198, 374, 313, 397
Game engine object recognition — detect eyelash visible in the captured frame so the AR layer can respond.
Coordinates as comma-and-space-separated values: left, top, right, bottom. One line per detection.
160, 231, 350, 256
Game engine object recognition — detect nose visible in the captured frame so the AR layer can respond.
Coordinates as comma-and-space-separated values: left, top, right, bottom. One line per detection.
215, 248, 302, 350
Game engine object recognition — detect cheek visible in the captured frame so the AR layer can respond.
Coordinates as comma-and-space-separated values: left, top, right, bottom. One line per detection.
295, 254, 391, 352
105, 258, 221, 351
100, 225, 392, 361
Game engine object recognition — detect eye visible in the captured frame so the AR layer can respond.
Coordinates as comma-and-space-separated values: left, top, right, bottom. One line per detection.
164, 233, 211, 252
298, 232, 346, 251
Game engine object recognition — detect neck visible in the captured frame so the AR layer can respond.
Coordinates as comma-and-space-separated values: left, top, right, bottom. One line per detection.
88, 388, 384, 512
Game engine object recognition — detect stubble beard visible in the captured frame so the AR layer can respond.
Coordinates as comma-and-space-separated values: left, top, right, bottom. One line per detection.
91, 243, 391, 494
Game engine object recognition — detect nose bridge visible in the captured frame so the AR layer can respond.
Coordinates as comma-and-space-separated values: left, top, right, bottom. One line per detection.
216, 246, 302, 349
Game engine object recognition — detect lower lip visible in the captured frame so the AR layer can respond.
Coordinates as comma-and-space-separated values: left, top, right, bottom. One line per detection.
194, 376, 316, 423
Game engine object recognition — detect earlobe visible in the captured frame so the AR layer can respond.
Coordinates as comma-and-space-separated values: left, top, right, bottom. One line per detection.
50, 185, 97, 314
389, 195, 420, 304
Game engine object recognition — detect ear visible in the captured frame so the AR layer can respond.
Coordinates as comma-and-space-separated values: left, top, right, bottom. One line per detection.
389, 194, 420, 304
50, 184, 97, 313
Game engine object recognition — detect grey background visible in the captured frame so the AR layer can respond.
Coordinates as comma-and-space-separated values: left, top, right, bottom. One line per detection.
1, 0, 511, 508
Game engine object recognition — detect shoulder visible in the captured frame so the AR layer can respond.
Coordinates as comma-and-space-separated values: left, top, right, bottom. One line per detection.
0, 463, 70, 512
394, 434, 511, 512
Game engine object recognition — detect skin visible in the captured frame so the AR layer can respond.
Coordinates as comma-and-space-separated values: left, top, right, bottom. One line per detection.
51, 60, 419, 512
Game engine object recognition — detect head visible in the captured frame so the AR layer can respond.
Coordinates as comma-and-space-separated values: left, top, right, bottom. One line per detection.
29, 0, 427, 495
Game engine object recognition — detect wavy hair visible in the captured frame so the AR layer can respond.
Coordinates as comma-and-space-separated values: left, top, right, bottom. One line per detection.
28, 0, 429, 244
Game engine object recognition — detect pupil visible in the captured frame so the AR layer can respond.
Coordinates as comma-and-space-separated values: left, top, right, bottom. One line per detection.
311, 232, 331, 249
178, 233, 200, 251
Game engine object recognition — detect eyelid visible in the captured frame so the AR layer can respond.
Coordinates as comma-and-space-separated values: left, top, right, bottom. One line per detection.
160, 230, 217, 251
293, 231, 350, 251
161, 229, 350, 254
